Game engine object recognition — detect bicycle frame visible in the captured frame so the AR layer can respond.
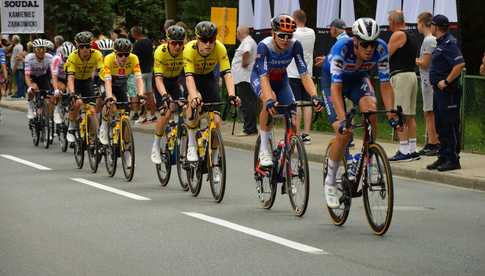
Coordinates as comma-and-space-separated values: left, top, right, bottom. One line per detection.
198, 107, 219, 167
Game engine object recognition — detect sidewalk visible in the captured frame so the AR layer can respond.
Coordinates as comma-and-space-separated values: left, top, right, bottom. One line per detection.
2, 99, 485, 190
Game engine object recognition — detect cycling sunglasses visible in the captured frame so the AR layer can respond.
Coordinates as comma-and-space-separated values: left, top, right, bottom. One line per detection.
275, 32, 293, 40
169, 41, 184, 47
116, 52, 130, 58
198, 37, 216, 44
77, 44, 91, 49
359, 40, 378, 49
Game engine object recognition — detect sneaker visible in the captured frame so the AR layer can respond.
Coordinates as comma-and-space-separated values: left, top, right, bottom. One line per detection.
389, 151, 412, 162
301, 133, 311, 145
424, 144, 440, 156
53, 106, 62, 124
258, 150, 273, 167
135, 116, 147, 125
437, 160, 461, 172
410, 152, 421, 161
325, 184, 340, 209
151, 146, 161, 164
187, 146, 198, 162
98, 123, 109, 145
124, 151, 132, 168
427, 158, 445, 170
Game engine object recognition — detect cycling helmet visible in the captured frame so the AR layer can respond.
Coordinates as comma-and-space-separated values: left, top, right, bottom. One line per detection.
352, 18, 380, 41
44, 39, 55, 51
74, 31, 93, 45
195, 21, 217, 39
95, 39, 114, 51
113, 38, 132, 52
32, 38, 49, 48
60, 41, 75, 59
166, 25, 186, 41
271, 14, 297, 33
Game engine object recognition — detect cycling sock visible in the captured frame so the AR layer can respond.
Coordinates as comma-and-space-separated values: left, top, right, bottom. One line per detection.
153, 135, 161, 148
325, 159, 339, 186
409, 138, 417, 153
399, 140, 410, 155
259, 129, 271, 154
188, 128, 196, 147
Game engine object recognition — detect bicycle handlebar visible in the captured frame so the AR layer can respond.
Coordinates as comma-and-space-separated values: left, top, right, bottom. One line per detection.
340, 105, 404, 133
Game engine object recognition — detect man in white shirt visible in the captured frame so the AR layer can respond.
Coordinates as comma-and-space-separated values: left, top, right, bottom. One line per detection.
10, 35, 25, 98
232, 25, 258, 135
287, 9, 316, 144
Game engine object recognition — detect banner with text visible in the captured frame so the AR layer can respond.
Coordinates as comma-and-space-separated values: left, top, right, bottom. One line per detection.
1, 0, 44, 34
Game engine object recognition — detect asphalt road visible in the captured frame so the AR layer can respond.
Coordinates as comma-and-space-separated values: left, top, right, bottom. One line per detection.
1, 107, 484, 276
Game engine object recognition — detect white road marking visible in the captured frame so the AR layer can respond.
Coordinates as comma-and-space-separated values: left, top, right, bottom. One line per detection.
0, 154, 52, 170
370, 206, 434, 211
182, 212, 328, 255
70, 178, 151, 201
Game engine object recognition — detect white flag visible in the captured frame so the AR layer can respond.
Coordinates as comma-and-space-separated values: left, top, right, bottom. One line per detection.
434, 0, 458, 22
340, 0, 355, 26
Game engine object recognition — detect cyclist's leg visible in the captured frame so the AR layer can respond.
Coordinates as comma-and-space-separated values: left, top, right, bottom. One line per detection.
354, 77, 377, 137
253, 77, 275, 167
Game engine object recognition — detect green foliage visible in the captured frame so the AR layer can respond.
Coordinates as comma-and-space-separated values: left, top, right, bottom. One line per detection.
44, 0, 116, 40
115, 0, 165, 39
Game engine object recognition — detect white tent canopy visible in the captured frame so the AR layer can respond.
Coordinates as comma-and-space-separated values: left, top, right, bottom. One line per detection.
340, 0, 355, 26
253, 0, 272, 30
434, 0, 458, 22
238, 0, 254, 27
376, 0, 402, 26
316, 0, 354, 28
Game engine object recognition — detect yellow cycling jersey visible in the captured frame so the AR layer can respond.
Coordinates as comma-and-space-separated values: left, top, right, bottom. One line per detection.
153, 43, 184, 78
65, 49, 104, 80
183, 40, 231, 76
101, 52, 142, 81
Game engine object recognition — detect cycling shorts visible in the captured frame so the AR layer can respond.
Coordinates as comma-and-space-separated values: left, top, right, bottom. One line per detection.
154, 76, 185, 109
75, 79, 96, 104
194, 73, 220, 103
31, 74, 52, 91
251, 78, 296, 114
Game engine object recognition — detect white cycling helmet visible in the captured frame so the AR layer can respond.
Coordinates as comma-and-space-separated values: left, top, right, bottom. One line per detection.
352, 18, 380, 41
60, 41, 75, 59
32, 38, 49, 48
44, 39, 55, 51
96, 39, 114, 51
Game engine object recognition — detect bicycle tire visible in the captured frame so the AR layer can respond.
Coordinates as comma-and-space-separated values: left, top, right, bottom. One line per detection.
286, 135, 310, 217
156, 141, 171, 187
254, 135, 276, 209
120, 118, 135, 181
187, 131, 203, 196
104, 122, 117, 177
42, 115, 51, 149
323, 140, 351, 226
208, 129, 226, 203
86, 118, 99, 173
31, 118, 41, 146
59, 123, 68, 152
73, 130, 84, 169
176, 125, 190, 191
362, 143, 394, 236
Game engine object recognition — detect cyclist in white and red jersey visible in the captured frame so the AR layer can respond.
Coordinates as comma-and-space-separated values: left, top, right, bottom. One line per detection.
51, 41, 75, 124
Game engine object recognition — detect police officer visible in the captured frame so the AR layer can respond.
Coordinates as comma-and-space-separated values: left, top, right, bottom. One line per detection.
427, 15, 465, 171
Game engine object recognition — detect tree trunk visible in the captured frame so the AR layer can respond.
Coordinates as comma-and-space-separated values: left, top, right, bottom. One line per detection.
165, 0, 177, 20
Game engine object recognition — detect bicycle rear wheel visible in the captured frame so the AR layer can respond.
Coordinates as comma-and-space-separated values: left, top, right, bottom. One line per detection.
104, 123, 117, 177
31, 117, 41, 146
176, 125, 190, 191
120, 118, 135, 181
286, 135, 310, 217
58, 122, 68, 152
363, 143, 394, 236
73, 130, 84, 169
208, 129, 226, 203
156, 139, 171, 187
187, 133, 203, 196
254, 135, 276, 209
42, 114, 52, 149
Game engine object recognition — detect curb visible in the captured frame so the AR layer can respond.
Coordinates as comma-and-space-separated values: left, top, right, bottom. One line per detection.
2, 102, 484, 191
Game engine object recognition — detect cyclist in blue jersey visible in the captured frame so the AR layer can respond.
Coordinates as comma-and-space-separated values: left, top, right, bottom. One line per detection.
322, 18, 399, 208
252, 14, 324, 167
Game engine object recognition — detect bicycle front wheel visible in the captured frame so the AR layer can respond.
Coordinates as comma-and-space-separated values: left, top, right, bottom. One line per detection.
73, 131, 84, 169
176, 125, 190, 191
104, 122, 117, 177
363, 143, 394, 236
120, 118, 135, 181
59, 122, 68, 152
42, 114, 52, 149
254, 135, 276, 209
286, 135, 309, 217
156, 139, 171, 187
208, 129, 226, 203
86, 119, 100, 173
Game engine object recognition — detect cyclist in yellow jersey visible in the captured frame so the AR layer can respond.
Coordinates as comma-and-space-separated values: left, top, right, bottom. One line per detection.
98, 38, 145, 146
150, 25, 186, 164
65, 31, 104, 143
184, 21, 240, 162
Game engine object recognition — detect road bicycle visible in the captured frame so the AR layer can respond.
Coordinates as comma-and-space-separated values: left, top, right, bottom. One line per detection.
56, 92, 72, 153
29, 89, 54, 149
156, 98, 190, 191
322, 106, 403, 235
185, 102, 226, 203
254, 103, 312, 217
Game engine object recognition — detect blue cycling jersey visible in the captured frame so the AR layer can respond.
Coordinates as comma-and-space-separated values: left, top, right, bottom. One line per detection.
322, 37, 390, 84
0, 48, 6, 65
251, 36, 307, 84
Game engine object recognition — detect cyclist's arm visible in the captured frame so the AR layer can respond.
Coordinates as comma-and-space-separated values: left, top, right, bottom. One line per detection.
185, 75, 198, 100
301, 74, 317, 97
50, 57, 61, 91
183, 47, 199, 101
222, 73, 235, 97
379, 82, 395, 111
331, 83, 346, 121
154, 75, 168, 96
24, 58, 35, 90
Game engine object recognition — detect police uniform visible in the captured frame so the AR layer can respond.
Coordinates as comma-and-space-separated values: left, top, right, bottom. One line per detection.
429, 15, 465, 171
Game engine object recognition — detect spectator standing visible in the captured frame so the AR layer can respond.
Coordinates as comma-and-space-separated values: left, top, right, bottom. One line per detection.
54, 35, 64, 54
10, 35, 25, 98
315, 19, 347, 67
231, 25, 258, 136
416, 12, 440, 156
427, 15, 465, 171
0, 39, 9, 100
480, 52, 485, 76
288, 9, 316, 144
131, 26, 156, 123
387, 10, 420, 162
